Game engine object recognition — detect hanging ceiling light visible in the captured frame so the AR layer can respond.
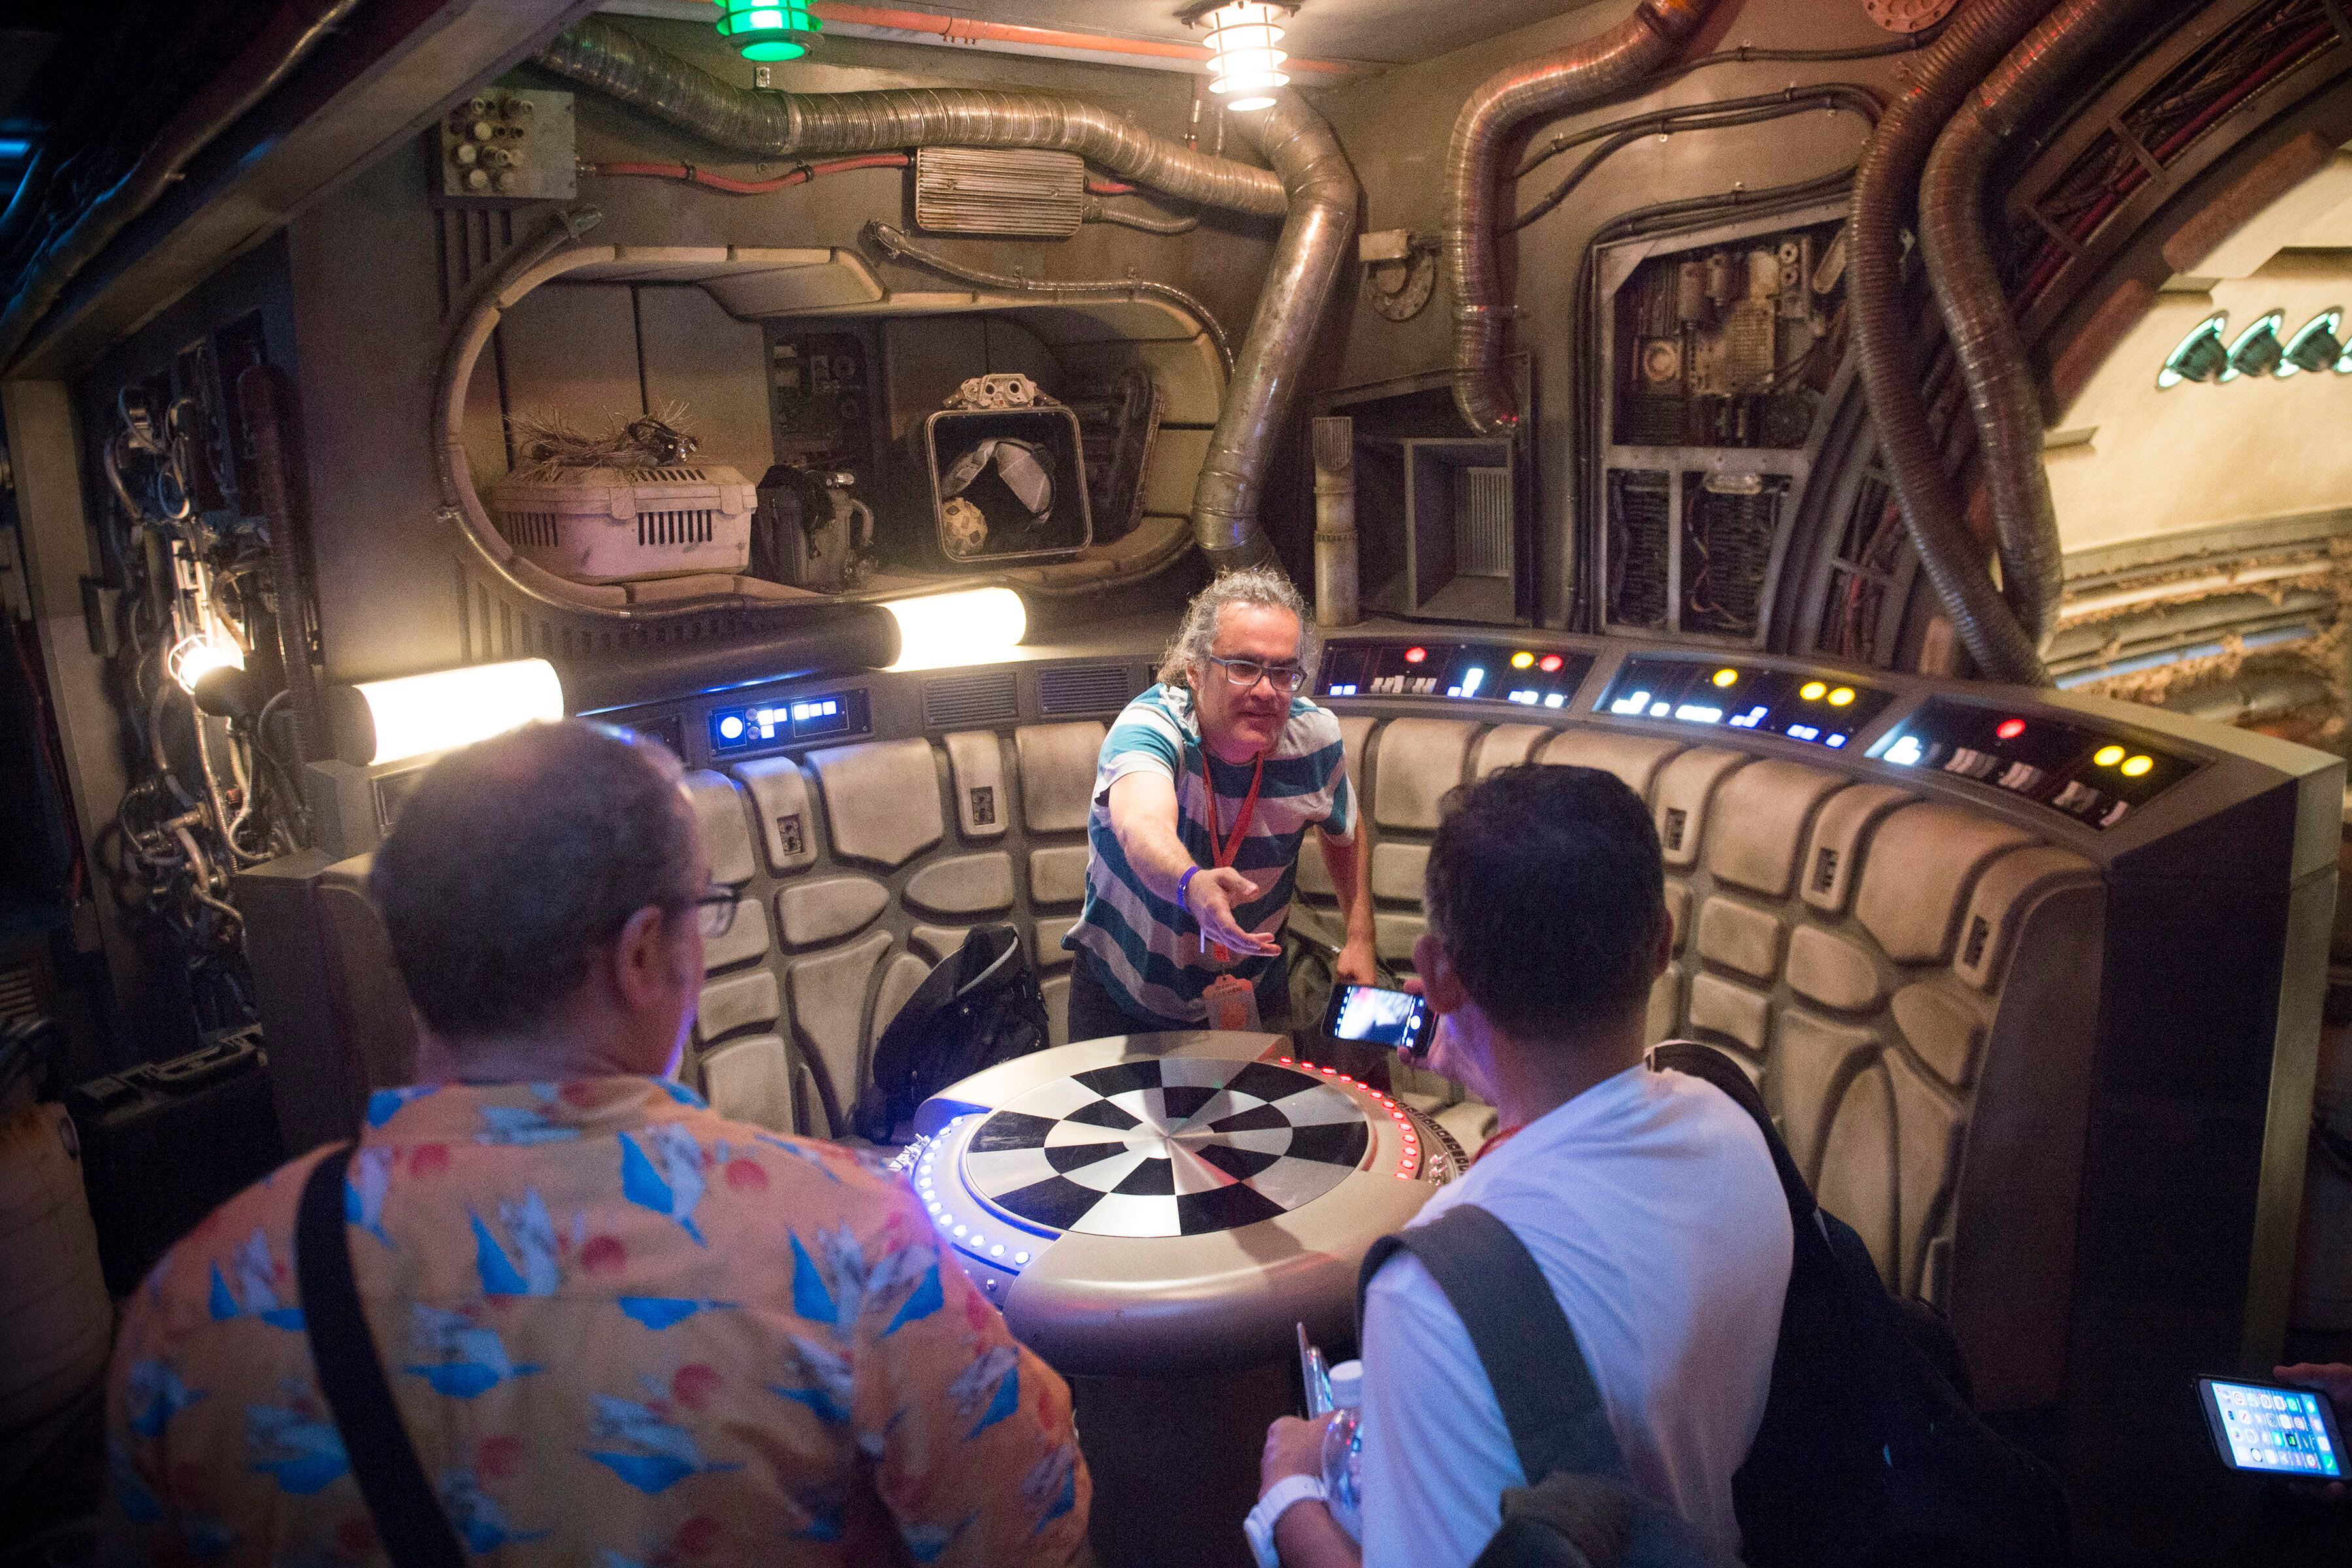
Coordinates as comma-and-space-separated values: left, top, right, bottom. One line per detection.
2219, 310, 2285, 382
2157, 312, 2229, 388
714, 0, 823, 63
167, 632, 244, 694
1201, 3, 1292, 112
2278, 308, 2343, 376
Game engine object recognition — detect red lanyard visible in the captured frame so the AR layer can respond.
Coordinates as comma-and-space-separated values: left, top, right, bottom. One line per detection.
1198, 747, 1266, 869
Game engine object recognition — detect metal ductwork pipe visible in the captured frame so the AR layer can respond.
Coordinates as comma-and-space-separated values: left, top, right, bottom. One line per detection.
1313, 416, 1359, 627
1850, 0, 2056, 686
1441, 0, 1721, 436
1919, 0, 2158, 655
537, 18, 1286, 214
536, 18, 1346, 572
1191, 95, 1358, 572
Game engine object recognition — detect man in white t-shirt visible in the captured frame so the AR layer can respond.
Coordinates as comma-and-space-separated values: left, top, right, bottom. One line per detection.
1250, 764, 1793, 1568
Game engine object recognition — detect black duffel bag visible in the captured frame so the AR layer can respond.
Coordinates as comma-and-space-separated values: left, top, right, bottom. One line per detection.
861, 923, 1051, 1141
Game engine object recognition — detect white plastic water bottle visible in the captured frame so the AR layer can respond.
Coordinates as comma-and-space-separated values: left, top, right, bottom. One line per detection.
1320, 1359, 1365, 1541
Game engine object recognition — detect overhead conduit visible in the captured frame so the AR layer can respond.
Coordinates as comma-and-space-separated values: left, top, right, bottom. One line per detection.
534, 16, 1353, 573
1849, 0, 2057, 686
1442, 0, 1722, 436
1918, 0, 2164, 659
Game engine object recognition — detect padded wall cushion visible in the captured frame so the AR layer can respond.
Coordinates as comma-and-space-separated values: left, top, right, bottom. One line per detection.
1043, 973, 1072, 1047
1034, 917, 1077, 970
1375, 911, 1426, 966
1647, 965, 1684, 1047
1775, 1007, 1881, 1184
1703, 761, 1846, 898
1816, 1058, 1899, 1284
733, 756, 822, 874
1029, 844, 1092, 905
903, 852, 1017, 917
681, 771, 759, 888
1688, 970, 1770, 1056
1474, 724, 1550, 777
1651, 748, 1750, 869
696, 968, 780, 1045
1888, 1050, 1965, 1296
1540, 729, 1682, 801
808, 740, 944, 868
1016, 722, 1108, 834
703, 894, 772, 971
1952, 845, 2100, 991
1853, 803, 2038, 964
1786, 926, 1884, 1013
1373, 718, 1478, 830
909, 924, 971, 964
700, 1034, 796, 1134
944, 731, 1009, 841
776, 875, 890, 949
1695, 896, 1783, 981
1371, 841, 1428, 904
874, 951, 930, 1051
1798, 783, 1911, 916
1890, 977, 1989, 1088
788, 929, 893, 1126
1665, 881, 1690, 953
1296, 841, 1335, 898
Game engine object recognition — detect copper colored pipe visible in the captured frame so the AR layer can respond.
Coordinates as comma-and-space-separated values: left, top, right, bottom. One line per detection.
586, 153, 907, 193
1442, 0, 1722, 435
809, 3, 1354, 76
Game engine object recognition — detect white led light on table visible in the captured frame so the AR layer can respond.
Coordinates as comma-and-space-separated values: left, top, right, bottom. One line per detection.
351, 657, 566, 765
882, 587, 1027, 672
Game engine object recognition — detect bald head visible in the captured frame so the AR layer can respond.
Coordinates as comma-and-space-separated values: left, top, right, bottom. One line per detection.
369, 720, 699, 1041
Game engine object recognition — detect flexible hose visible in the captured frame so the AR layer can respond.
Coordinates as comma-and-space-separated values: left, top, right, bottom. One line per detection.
1083, 199, 1201, 235
1444, 0, 1722, 435
1849, 0, 2056, 685
1918, 0, 2168, 653
237, 363, 327, 771
864, 221, 1232, 370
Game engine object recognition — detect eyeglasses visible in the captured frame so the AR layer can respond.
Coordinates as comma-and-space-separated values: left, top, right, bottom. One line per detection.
1204, 653, 1307, 693
686, 887, 738, 939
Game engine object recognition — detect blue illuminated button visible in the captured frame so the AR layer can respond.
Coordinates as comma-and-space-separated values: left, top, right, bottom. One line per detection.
718, 715, 745, 741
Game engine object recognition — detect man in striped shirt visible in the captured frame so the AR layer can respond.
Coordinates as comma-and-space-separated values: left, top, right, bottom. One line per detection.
1064, 568, 1377, 1037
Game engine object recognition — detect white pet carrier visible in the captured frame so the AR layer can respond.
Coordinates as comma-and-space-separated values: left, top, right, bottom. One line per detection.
490, 465, 755, 584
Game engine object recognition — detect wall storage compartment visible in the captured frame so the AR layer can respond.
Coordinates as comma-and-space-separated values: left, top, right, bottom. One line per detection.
904, 406, 1093, 567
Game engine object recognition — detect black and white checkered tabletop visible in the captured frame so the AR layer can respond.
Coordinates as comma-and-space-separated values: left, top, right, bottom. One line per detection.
960, 1057, 1372, 1237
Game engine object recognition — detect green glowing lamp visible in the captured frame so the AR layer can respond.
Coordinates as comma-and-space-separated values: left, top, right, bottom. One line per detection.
715, 0, 822, 61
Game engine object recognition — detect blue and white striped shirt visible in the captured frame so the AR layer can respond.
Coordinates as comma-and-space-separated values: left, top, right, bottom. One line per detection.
1064, 683, 1357, 1026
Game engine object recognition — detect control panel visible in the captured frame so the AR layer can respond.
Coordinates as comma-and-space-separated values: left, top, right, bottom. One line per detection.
1598, 656, 1891, 750
1871, 698, 2199, 830
706, 686, 873, 759
1317, 641, 1595, 710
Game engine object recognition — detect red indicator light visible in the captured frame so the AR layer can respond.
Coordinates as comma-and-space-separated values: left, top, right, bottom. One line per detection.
1995, 718, 2026, 741
1403, 645, 1428, 664
1538, 653, 1564, 673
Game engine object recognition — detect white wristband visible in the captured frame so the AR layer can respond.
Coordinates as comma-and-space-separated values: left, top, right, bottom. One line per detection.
1243, 1474, 1329, 1568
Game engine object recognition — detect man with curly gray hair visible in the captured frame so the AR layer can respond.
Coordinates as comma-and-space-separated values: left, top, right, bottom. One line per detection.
1062, 568, 1377, 1037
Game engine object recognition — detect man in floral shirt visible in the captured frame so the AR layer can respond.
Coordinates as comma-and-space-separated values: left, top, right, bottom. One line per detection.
103, 720, 1088, 1566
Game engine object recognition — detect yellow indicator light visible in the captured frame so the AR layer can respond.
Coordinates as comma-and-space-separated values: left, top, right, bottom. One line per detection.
2093, 744, 2125, 768
1511, 651, 1535, 670
1827, 687, 1855, 707
1712, 668, 1739, 688
2120, 755, 2153, 777
1799, 680, 1827, 701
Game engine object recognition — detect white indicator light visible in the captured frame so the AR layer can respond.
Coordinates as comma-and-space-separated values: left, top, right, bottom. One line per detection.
990, 1245, 1004, 1257
953, 1224, 968, 1237
1650, 701, 1670, 717
1544, 693, 1567, 708
1015, 1251, 1030, 1264
718, 715, 745, 741
1673, 704, 1723, 723
1825, 734, 1848, 749
822, 700, 838, 715
884, 587, 1027, 671
1788, 724, 1820, 741
1509, 690, 1539, 705
348, 658, 565, 766
1460, 666, 1486, 696
1608, 689, 1652, 715
927, 1201, 941, 1213
1886, 734, 1925, 767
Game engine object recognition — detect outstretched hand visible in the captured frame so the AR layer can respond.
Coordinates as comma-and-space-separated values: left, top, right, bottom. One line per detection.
1186, 866, 1281, 957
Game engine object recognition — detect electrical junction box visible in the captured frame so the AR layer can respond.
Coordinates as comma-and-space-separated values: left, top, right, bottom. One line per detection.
438, 88, 576, 201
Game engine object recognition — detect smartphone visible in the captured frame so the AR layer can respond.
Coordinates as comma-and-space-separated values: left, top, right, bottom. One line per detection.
1321, 983, 1433, 1054
2198, 1375, 2345, 1479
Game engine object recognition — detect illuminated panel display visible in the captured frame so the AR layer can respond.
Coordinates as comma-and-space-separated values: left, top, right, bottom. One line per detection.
707, 687, 872, 757
1318, 642, 1594, 711
1870, 698, 2198, 829
1597, 658, 1891, 749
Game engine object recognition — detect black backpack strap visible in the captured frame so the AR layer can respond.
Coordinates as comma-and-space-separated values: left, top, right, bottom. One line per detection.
296, 1144, 465, 1567
1359, 1204, 1632, 1485
1650, 1040, 1816, 1230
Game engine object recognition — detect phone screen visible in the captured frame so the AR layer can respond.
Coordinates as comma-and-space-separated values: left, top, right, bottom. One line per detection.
1322, 985, 1431, 1053
2200, 1377, 2344, 1478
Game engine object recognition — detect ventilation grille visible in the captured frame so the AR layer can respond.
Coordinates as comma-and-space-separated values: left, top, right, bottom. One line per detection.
638, 508, 715, 547
1038, 662, 1138, 716
627, 466, 708, 483
0, 962, 35, 1026
915, 146, 1086, 237
504, 510, 560, 548
923, 669, 1020, 728
1456, 466, 1512, 578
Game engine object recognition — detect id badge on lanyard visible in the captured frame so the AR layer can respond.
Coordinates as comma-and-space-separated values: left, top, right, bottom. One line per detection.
1198, 746, 1264, 967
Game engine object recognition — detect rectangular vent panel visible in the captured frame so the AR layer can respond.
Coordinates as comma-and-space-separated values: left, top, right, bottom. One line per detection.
915, 146, 1086, 237
1038, 662, 1139, 716
923, 670, 1020, 728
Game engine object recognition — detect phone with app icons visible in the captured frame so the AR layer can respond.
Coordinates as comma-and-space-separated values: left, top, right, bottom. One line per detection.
2198, 1376, 2345, 1479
